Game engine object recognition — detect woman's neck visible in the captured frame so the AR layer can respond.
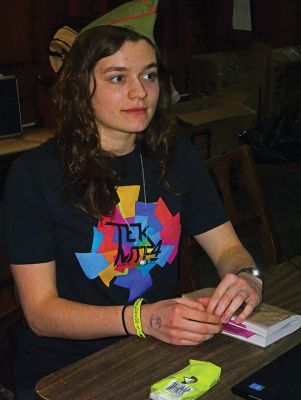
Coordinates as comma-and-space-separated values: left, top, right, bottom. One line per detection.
100, 131, 137, 156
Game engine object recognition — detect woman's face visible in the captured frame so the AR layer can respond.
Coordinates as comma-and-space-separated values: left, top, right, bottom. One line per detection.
91, 39, 160, 148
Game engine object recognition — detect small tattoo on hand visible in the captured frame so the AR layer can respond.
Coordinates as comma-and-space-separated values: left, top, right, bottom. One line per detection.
150, 315, 161, 330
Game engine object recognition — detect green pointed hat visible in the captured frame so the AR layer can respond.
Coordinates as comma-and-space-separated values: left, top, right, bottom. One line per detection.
79, 0, 158, 43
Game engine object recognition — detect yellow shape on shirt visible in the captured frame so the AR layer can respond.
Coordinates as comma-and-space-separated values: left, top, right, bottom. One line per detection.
116, 185, 140, 218
98, 262, 115, 287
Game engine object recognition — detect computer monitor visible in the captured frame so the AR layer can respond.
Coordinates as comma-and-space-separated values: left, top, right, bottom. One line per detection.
0, 75, 22, 139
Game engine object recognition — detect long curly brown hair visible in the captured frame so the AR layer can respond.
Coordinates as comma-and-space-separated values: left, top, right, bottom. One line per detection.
52, 25, 179, 218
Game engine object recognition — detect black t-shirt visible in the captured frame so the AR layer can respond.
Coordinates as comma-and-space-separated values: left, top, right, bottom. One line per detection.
0, 137, 227, 388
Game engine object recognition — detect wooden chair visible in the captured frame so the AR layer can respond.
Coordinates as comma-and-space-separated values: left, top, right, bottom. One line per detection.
178, 144, 280, 293
0, 245, 22, 399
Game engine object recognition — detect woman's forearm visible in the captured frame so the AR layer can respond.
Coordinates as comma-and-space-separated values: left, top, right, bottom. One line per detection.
26, 297, 128, 339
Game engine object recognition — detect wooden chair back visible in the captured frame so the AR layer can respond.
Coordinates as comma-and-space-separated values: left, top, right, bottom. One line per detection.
205, 144, 279, 265
178, 144, 280, 293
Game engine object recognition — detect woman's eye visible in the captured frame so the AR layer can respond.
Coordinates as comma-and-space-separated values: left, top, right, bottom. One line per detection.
143, 72, 158, 81
110, 75, 124, 83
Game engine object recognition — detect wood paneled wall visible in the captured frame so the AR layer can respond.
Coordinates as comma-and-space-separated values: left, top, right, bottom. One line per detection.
0, 0, 300, 124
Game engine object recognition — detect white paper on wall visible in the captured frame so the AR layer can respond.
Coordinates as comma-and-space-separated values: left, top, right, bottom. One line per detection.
232, 0, 252, 31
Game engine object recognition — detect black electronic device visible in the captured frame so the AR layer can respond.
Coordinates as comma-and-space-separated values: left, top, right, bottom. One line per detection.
231, 342, 301, 399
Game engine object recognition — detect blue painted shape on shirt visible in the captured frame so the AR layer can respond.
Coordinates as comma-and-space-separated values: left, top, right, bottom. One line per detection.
144, 224, 156, 236
91, 228, 104, 252
156, 244, 173, 267
75, 252, 108, 279
114, 269, 152, 301
147, 215, 162, 232
136, 201, 156, 216
136, 202, 162, 232
135, 215, 148, 229
148, 231, 162, 244
137, 260, 157, 276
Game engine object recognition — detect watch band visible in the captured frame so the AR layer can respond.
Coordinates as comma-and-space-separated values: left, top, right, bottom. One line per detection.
235, 267, 263, 284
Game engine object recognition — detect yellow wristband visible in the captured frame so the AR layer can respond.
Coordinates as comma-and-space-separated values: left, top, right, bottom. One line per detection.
133, 298, 146, 338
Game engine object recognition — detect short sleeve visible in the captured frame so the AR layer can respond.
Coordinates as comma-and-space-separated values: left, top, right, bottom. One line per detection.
0, 157, 55, 264
172, 138, 229, 235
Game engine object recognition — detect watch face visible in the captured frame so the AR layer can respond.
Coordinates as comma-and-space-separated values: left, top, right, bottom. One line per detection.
236, 267, 261, 277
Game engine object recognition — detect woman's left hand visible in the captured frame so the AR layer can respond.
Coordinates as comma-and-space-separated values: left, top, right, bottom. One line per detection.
206, 272, 263, 325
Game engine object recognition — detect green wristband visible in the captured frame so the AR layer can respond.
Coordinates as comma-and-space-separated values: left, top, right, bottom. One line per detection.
133, 298, 146, 338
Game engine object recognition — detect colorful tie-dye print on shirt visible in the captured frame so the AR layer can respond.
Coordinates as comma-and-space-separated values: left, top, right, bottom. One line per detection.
76, 185, 181, 301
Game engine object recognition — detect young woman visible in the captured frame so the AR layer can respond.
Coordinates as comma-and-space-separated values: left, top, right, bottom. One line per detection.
0, 3, 262, 399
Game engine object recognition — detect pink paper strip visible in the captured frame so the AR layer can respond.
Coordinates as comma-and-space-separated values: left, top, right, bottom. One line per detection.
223, 322, 256, 339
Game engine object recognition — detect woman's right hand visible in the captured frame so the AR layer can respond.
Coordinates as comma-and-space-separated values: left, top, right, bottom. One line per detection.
140, 297, 222, 345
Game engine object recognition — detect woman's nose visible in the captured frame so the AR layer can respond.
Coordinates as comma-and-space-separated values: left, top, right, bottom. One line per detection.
128, 78, 147, 99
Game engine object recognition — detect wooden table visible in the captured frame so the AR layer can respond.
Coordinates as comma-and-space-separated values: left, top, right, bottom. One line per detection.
0, 128, 52, 156
36, 257, 301, 400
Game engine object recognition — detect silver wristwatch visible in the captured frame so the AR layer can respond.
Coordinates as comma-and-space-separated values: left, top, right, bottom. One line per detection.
235, 267, 263, 283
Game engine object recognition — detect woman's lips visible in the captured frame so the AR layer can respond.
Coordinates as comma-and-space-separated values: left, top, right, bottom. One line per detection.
122, 107, 147, 116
